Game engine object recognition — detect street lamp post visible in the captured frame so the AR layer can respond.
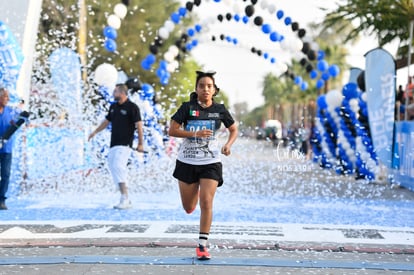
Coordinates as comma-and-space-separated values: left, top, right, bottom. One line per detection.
78, 0, 87, 82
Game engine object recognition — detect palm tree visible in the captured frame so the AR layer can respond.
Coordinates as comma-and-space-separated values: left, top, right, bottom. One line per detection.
323, 0, 414, 69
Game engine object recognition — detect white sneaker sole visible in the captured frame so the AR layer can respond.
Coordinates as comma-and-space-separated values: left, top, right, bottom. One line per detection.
113, 204, 132, 210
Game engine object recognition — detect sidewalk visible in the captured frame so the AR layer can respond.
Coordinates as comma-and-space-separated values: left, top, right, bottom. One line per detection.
1, 238, 414, 275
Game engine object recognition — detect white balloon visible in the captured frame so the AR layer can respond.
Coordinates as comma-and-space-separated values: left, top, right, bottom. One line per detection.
233, 4, 242, 14
326, 90, 343, 108
280, 39, 290, 51
268, 4, 276, 14
350, 155, 357, 163
293, 39, 303, 52
172, 60, 179, 68
366, 159, 377, 170
142, 100, 153, 115
361, 92, 367, 102
260, 0, 269, 9
278, 63, 288, 74
349, 98, 359, 109
361, 152, 370, 161
164, 51, 175, 63
107, 14, 121, 29
155, 103, 162, 112
158, 27, 169, 40
342, 142, 350, 150
166, 63, 174, 73
168, 45, 180, 57
114, 3, 127, 19
346, 148, 354, 156
167, 61, 179, 73
94, 63, 118, 88
223, 0, 231, 6
164, 20, 175, 32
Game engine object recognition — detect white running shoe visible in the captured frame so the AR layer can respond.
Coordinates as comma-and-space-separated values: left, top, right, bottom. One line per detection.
113, 198, 132, 210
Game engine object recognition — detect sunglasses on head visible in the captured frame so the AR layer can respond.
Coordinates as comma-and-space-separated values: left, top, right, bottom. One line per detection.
196, 70, 216, 77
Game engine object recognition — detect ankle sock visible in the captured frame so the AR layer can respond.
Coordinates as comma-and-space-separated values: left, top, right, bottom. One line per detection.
198, 232, 209, 247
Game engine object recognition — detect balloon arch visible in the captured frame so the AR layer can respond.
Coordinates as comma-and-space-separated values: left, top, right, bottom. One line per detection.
97, 0, 340, 91
94, 0, 378, 181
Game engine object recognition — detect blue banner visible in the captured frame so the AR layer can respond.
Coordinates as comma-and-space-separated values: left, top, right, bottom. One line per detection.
393, 121, 414, 191
349, 67, 363, 85
0, 21, 24, 102
364, 48, 396, 169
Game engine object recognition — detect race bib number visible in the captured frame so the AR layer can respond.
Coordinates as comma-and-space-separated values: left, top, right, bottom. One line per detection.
186, 120, 215, 140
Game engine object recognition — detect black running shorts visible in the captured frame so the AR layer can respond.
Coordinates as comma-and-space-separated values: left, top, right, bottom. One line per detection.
173, 160, 223, 187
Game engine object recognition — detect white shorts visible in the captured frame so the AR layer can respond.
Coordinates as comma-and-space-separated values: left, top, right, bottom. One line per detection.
107, 145, 132, 186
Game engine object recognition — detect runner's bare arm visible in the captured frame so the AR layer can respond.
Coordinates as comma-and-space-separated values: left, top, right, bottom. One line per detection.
168, 120, 213, 138
221, 123, 238, 156
88, 119, 110, 141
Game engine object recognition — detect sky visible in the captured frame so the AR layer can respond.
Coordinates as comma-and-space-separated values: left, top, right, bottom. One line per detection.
178, 0, 408, 110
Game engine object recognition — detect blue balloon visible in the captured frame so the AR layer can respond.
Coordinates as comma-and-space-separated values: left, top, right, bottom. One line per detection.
262, 24, 272, 34
141, 54, 156, 70
171, 12, 180, 24
192, 39, 198, 47
284, 16, 292, 25
178, 7, 187, 17
187, 28, 195, 37
103, 26, 117, 40
195, 24, 202, 32
242, 16, 249, 24
159, 60, 168, 70
232, 38, 238, 45
317, 50, 325, 61
186, 43, 193, 51
141, 83, 154, 98
270, 57, 276, 63
310, 70, 318, 79
328, 64, 340, 77
321, 72, 330, 81
156, 68, 166, 78
317, 95, 327, 109
234, 14, 240, 21
214, 0, 221, 2
226, 36, 231, 42
160, 76, 169, 85
294, 76, 302, 85
316, 79, 325, 89
104, 38, 117, 52
279, 35, 285, 41
141, 59, 151, 70
269, 32, 279, 42
317, 60, 329, 72
342, 83, 359, 99
263, 52, 269, 59
276, 10, 284, 19
146, 54, 156, 65
301, 82, 308, 91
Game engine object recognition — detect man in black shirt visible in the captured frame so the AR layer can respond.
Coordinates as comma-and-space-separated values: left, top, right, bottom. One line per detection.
89, 84, 144, 209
